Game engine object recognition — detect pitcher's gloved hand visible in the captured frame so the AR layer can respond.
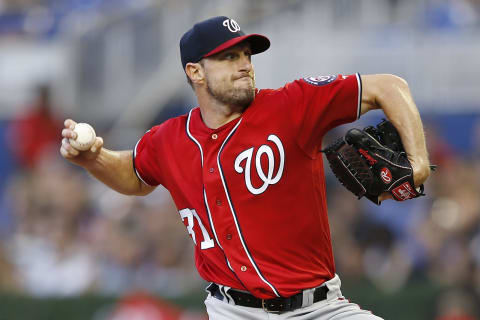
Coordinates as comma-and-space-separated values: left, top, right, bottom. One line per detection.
322, 119, 435, 205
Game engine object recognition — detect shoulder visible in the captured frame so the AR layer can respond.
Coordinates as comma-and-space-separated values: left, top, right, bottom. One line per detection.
257, 80, 303, 95
254, 82, 303, 101
256, 76, 332, 99
150, 112, 189, 133
140, 112, 191, 145
253, 80, 310, 107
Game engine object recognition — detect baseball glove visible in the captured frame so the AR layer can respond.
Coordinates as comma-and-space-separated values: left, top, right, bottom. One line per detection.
322, 119, 429, 205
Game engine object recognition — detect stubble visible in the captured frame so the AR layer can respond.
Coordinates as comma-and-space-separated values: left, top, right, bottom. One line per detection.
205, 75, 255, 110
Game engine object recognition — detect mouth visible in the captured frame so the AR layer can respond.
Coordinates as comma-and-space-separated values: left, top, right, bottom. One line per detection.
234, 73, 253, 81
235, 76, 253, 85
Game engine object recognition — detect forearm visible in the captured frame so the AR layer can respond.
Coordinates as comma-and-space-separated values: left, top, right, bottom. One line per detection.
362, 75, 431, 185
84, 148, 152, 196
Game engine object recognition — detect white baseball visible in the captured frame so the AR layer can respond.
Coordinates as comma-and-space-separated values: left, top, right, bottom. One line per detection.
69, 123, 96, 151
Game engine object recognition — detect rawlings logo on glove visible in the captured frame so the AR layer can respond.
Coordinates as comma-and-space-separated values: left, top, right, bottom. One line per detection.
322, 119, 431, 205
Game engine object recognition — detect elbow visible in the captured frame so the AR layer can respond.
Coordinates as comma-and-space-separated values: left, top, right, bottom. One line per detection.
114, 182, 152, 197
392, 75, 409, 92
132, 189, 152, 197
383, 74, 409, 92
374, 74, 411, 106
360, 74, 413, 115
132, 180, 155, 196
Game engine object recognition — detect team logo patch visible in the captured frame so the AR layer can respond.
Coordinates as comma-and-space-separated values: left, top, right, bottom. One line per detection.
303, 75, 337, 86
380, 167, 392, 184
392, 182, 416, 201
234, 134, 285, 195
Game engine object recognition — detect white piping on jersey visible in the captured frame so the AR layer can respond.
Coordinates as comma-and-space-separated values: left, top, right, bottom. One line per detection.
216, 118, 281, 298
186, 109, 225, 251
355, 73, 362, 119
203, 189, 225, 251
186, 110, 237, 276
133, 138, 152, 186
186, 110, 204, 166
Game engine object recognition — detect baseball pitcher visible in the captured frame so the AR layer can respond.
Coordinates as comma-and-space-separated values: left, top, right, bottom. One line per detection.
61, 16, 431, 319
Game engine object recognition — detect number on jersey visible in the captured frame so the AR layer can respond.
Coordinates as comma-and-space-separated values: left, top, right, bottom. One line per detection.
179, 208, 215, 249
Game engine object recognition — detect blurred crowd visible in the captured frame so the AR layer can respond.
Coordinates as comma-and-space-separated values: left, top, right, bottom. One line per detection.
1, 0, 480, 38
0, 84, 479, 320
0, 85, 203, 299
0, 0, 480, 319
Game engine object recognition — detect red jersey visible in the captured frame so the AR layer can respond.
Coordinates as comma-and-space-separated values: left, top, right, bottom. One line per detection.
133, 74, 362, 299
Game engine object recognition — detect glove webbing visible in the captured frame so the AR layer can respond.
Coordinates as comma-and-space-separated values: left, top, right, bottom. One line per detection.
324, 139, 372, 198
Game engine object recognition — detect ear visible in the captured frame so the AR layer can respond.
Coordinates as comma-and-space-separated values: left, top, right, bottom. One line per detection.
185, 62, 205, 85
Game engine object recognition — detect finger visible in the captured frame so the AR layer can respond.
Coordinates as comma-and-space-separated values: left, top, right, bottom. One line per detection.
64, 119, 77, 130
90, 136, 103, 153
62, 138, 77, 156
62, 128, 77, 139
60, 145, 71, 159
62, 138, 80, 156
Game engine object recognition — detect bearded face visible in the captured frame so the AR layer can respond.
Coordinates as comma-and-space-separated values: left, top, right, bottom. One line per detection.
204, 70, 255, 109
199, 43, 256, 110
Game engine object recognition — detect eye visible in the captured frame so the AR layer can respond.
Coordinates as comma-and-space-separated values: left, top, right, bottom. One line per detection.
224, 52, 237, 60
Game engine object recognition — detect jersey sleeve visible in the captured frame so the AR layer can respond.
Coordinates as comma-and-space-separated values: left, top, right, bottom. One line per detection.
284, 73, 362, 156
133, 125, 163, 187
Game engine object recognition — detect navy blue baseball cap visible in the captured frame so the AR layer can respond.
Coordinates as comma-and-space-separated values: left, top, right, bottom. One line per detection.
180, 16, 270, 69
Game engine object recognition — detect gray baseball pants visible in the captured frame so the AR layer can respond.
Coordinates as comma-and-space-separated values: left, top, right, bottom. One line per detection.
204, 274, 384, 319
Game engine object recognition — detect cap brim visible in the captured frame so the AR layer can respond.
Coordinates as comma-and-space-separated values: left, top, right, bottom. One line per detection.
204, 34, 270, 58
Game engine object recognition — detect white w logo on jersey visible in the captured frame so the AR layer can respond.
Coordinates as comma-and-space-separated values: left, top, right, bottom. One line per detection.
222, 18, 241, 33
234, 135, 285, 195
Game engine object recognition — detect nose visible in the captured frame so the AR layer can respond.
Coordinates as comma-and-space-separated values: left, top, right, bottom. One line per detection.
238, 53, 252, 72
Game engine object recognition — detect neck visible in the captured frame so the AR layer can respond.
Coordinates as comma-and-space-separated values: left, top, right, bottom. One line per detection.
196, 90, 246, 129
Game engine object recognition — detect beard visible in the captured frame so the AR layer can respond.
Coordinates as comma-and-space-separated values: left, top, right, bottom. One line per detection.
205, 75, 255, 110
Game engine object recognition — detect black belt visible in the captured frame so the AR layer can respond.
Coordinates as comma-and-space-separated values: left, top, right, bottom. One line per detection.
207, 283, 329, 313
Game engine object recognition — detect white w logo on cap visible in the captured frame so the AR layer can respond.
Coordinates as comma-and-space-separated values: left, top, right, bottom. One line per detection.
223, 18, 241, 33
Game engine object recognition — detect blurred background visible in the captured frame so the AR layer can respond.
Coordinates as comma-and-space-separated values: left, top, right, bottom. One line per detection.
0, 0, 479, 319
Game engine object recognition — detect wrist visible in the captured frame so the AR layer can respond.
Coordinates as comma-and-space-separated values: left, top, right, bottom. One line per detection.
408, 156, 431, 186
83, 147, 105, 172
